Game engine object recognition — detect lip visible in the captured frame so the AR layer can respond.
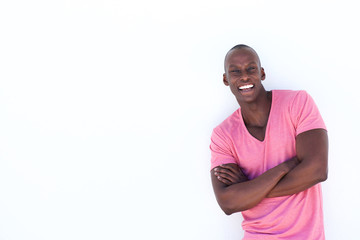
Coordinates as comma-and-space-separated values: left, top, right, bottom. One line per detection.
238, 84, 255, 93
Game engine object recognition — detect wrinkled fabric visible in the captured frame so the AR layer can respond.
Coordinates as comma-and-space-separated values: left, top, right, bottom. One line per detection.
210, 90, 326, 239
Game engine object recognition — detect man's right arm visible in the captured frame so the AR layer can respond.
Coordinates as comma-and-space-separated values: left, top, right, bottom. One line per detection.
211, 158, 299, 215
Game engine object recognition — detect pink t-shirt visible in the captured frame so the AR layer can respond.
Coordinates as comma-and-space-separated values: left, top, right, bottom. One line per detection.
210, 90, 326, 239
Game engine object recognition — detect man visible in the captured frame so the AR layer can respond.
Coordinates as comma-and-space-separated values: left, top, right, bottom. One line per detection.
210, 44, 328, 239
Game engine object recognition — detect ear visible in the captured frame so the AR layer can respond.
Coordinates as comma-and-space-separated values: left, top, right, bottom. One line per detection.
223, 73, 229, 86
261, 67, 266, 80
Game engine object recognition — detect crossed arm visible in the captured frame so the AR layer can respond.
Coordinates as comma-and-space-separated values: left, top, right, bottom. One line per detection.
211, 129, 328, 215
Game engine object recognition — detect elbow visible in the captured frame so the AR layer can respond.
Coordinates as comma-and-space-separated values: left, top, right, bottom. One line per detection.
216, 189, 253, 215
318, 170, 328, 182
219, 200, 249, 215
302, 157, 328, 183
222, 208, 233, 216
221, 206, 237, 216
219, 200, 237, 215
224, 210, 234, 216
222, 205, 239, 215
314, 165, 328, 183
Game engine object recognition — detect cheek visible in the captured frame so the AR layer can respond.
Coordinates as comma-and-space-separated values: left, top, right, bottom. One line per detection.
230, 85, 239, 95
229, 77, 240, 84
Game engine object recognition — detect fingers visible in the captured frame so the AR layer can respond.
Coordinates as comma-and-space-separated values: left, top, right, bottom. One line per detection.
216, 175, 233, 185
216, 164, 243, 180
213, 164, 249, 185
283, 157, 300, 171
214, 167, 234, 181
214, 170, 235, 182
214, 166, 240, 185
219, 164, 239, 171
220, 164, 248, 179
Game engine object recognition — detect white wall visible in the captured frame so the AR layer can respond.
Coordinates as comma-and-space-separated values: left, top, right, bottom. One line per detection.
0, 0, 359, 239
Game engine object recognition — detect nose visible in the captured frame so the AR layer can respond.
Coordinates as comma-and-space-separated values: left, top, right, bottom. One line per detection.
240, 74, 250, 82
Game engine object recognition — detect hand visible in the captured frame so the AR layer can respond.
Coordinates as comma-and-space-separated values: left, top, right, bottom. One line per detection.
214, 163, 248, 186
282, 157, 300, 172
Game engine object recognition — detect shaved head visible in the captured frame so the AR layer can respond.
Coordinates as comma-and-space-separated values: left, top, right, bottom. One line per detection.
224, 44, 261, 71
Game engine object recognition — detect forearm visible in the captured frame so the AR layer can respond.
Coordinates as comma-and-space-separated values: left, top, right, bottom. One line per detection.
267, 158, 327, 198
266, 129, 328, 198
216, 160, 294, 214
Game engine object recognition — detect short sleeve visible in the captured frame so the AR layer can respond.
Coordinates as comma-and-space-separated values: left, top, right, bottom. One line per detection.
209, 127, 237, 170
290, 91, 327, 136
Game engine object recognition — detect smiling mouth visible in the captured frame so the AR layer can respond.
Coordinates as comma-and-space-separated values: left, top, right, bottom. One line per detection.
238, 84, 254, 91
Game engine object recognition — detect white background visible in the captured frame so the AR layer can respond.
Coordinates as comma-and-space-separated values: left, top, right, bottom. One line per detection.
0, 0, 359, 239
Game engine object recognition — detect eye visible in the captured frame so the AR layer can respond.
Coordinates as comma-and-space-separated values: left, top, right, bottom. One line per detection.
247, 67, 256, 71
230, 70, 241, 73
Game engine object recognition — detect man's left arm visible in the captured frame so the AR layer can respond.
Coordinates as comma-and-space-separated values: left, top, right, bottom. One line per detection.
266, 128, 328, 198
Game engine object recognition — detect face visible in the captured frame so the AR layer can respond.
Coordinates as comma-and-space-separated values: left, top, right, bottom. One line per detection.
223, 48, 266, 104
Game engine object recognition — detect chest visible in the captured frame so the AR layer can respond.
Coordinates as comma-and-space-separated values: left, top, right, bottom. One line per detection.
246, 126, 266, 142
230, 110, 297, 179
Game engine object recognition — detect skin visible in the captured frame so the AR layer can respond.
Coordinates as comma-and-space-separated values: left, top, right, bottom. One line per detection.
211, 47, 328, 215
223, 47, 270, 140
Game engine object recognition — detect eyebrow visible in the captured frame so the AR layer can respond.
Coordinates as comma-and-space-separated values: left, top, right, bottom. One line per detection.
228, 62, 258, 68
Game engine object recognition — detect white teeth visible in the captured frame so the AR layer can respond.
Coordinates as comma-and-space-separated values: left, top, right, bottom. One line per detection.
239, 84, 254, 90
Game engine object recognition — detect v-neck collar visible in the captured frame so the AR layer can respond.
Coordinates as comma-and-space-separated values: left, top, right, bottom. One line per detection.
238, 90, 274, 143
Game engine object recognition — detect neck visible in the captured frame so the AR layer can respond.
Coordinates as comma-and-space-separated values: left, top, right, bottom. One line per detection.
240, 91, 272, 127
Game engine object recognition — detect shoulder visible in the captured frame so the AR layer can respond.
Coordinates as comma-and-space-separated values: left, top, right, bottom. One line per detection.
273, 89, 311, 107
212, 108, 241, 137
273, 89, 308, 100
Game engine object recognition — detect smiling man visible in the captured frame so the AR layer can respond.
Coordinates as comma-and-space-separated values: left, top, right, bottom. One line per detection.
210, 44, 328, 239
